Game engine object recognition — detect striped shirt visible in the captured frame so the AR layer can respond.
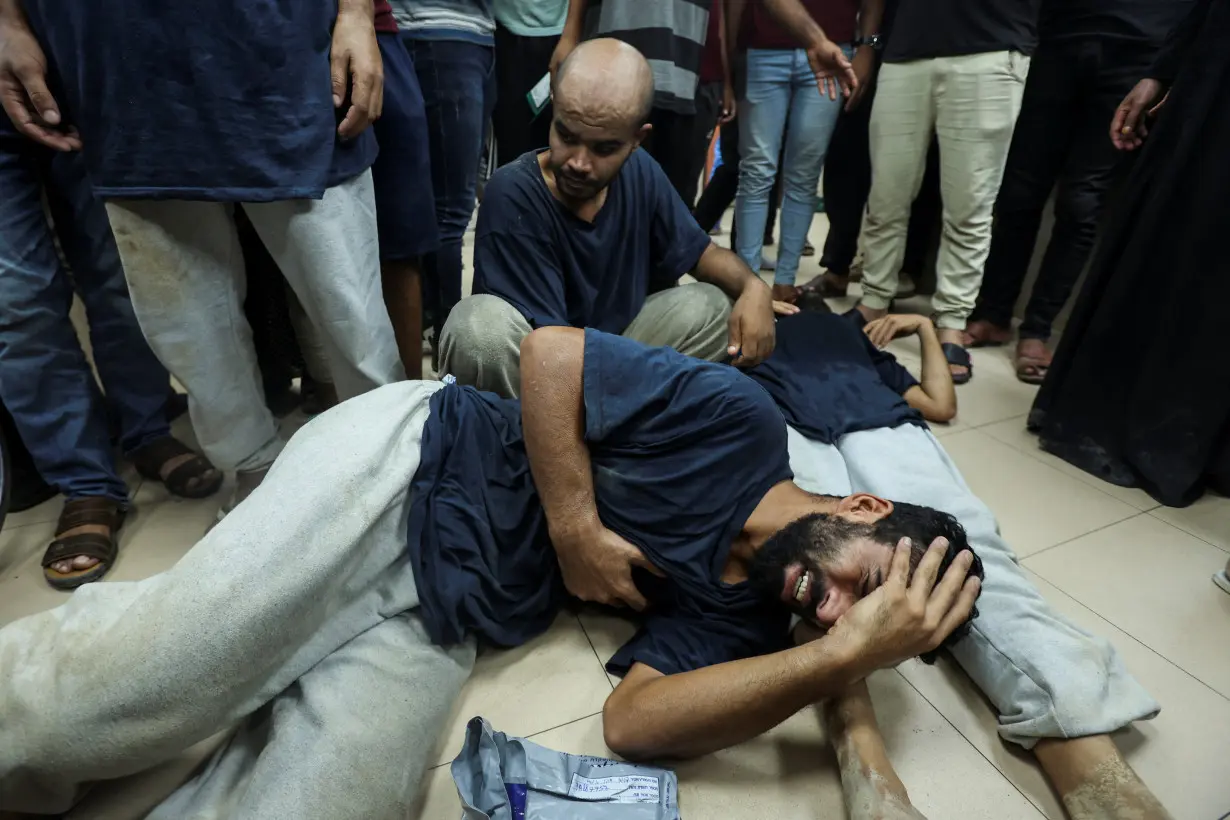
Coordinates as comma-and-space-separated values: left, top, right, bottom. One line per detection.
391, 0, 496, 44
585, 0, 711, 113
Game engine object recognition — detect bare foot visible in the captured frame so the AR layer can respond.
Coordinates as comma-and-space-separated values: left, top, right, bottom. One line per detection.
772, 283, 799, 303
1015, 338, 1052, 384
962, 319, 1012, 348
48, 522, 110, 575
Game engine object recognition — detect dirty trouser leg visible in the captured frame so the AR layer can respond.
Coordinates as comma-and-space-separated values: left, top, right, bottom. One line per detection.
622, 283, 732, 361
0, 381, 444, 814
438, 293, 532, 399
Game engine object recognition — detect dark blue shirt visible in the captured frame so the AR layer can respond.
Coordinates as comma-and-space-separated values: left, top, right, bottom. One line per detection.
473, 150, 713, 334
406, 331, 794, 675
747, 312, 924, 444
22, 1, 377, 201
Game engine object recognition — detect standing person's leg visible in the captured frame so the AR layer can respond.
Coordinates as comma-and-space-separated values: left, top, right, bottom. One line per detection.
818, 85, 875, 288
931, 50, 1030, 382
734, 49, 791, 279
493, 24, 559, 167
859, 61, 939, 319
408, 37, 496, 343
968, 44, 1076, 351
374, 33, 440, 380
774, 46, 846, 293
438, 293, 534, 398
621, 283, 731, 360
0, 381, 445, 815
677, 82, 724, 209
693, 111, 742, 233
243, 169, 404, 398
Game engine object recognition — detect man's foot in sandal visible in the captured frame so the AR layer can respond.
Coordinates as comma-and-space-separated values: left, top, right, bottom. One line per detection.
963, 319, 1012, 348
937, 327, 973, 384
1015, 338, 1052, 385
43, 497, 126, 590
130, 436, 223, 499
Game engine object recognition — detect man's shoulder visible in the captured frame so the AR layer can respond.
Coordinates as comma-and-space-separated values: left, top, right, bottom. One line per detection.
619, 148, 670, 196
479, 152, 555, 233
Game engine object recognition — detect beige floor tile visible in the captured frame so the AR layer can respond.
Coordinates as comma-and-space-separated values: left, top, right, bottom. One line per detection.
896, 568, 1230, 820
429, 612, 616, 768
1, 496, 62, 529
980, 418, 1160, 512
1024, 516, 1230, 697
1150, 492, 1230, 553
576, 605, 640, 689
940, 430, 1140, 557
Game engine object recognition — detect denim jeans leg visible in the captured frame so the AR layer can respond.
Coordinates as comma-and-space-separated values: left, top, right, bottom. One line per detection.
46, 151, 172, 458
776, 47, 846, 285
734, 50, 791, 277
406, 37, 494, 338
0, 144, 128, 502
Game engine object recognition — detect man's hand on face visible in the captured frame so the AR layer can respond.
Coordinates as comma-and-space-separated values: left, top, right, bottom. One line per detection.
554, 525, 664, 611
0, 16, 81, 151
824, 536, 980, 673
331, 8, 384, 139
728, 279, 779, 367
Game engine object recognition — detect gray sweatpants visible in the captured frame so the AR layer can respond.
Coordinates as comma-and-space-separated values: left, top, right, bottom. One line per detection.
0, 381, 475, 818
439, 283, 732, 398
786, 424, 1160, 748
105, 170, 405, 473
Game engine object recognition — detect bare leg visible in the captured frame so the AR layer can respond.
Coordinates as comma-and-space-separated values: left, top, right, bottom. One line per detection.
824, 681, 927, 820
381, 259, 424, 380
1035, 736, 1172, 820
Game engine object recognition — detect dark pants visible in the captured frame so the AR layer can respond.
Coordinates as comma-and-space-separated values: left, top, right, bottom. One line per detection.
972, 39, 1144, 340
644, 106, 703, 206
404, 36, 496, 338
692, 114, 780, 247
492, 25, 558, 168
820, 87, 941, 280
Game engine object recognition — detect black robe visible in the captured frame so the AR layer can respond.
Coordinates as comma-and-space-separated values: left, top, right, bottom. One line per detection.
1028, 0, 1230, 507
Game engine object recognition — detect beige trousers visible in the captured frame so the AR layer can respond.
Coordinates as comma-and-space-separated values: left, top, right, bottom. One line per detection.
860, 51, 1030, 330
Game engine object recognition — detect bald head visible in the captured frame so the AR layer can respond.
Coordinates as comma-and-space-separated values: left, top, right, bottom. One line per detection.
555, 38, 655, 128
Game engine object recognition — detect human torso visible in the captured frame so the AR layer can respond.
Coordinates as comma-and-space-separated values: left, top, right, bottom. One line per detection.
883, 0, 1043, 62
747, 0, 861, 50
586, 0, 711, 111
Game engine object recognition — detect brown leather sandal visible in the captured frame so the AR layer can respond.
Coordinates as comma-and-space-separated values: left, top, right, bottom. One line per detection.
130, 436, 222, 499
42, 497, 126, 590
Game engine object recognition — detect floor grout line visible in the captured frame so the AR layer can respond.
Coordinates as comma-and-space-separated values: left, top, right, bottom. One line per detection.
573, 610, 617, 692
892, 668, 1053, 820
1017, 511, 1147, 563
1141, 509, 1230, 556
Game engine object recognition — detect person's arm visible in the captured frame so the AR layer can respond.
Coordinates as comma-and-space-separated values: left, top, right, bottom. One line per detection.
0, 0, 81, 150
845, 0, 884, 110
604, 538, 981, 759
332, 0, 383, 138
762, 0, 856, 99
716, 0, 737, 123
549, 0, 590, 76
864, 314, 956, 423
520, 327, 662, 610
723, 0, 745, 76
692, 243, 782, 366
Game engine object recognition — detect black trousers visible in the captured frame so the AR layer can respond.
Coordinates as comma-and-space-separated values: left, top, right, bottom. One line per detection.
972, 39, 1146, 340
692, 111, 781, 247
492, 25, 559, 168
643, 105, 705, 206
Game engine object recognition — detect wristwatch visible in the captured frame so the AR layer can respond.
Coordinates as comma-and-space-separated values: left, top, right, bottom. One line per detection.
854, 34, 883, 51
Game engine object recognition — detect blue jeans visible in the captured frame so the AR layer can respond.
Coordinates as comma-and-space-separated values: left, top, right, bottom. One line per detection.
0, 143, 171, 502
735, 47, 847, 286
403, 36, 496, 337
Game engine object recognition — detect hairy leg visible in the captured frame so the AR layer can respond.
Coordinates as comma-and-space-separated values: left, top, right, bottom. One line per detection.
1035, 736, 1172, 820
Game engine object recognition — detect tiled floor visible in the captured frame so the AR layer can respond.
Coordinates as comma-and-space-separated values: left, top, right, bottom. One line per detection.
2, 216, 1229, 819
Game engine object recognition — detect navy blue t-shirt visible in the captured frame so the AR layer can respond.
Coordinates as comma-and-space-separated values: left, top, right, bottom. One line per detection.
21, 2, 377, 201
747, 312, 924, 444
406, 331, 794, 675
473, 150, 713, 334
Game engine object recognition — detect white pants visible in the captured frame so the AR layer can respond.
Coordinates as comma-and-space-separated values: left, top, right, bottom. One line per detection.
860, 52, 1030, 330
105, 170, 404, 472
0, 382, 475, 818
786, 424, 1160, 747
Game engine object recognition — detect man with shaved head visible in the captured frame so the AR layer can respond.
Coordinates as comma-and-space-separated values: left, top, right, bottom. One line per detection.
440, 38, 785, 399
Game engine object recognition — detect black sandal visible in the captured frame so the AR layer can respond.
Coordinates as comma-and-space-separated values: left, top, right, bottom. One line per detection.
42, 497, 126, 590
942, 342, 973, 385
130, 436, 223, 499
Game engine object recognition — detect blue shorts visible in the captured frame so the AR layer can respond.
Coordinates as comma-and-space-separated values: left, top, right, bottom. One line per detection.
373, 34, 440, 261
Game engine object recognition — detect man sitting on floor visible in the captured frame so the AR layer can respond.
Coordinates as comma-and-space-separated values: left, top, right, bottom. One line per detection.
439, 38, 781, 398
594, 309, 1170, 819
0, 326, 980, 819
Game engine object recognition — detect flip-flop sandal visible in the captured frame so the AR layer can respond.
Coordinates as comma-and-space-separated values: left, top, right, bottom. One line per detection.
942, 342, 973, 385
963, 320, 1012, 349
130, 436, 223, 499
1015, 355, 1050, 385
42, 497, 126, 590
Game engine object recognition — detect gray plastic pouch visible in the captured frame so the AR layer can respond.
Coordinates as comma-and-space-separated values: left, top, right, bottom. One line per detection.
449, 717, 681, 819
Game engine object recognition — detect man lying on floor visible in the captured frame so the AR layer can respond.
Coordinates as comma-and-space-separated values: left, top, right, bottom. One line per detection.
0, 326, 981, 818
594, 309, 1170, 819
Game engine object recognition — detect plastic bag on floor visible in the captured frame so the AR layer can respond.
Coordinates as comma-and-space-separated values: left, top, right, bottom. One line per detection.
450, 717, 681, 819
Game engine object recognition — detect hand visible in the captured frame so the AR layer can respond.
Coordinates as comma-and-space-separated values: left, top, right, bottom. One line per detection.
824, 537, 981, 674
806, 37, 857, 101
1110, 78, 1164, 151
728, 280, 777, 366
555, 525, 663, 610
863, 313, 930, 348
720, 81, 737, 124
844, 45, 876, 112
773, 300, 800, 316
0, 18, 81, 150
549, 32, 578, 79
331, 10, 384, 139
